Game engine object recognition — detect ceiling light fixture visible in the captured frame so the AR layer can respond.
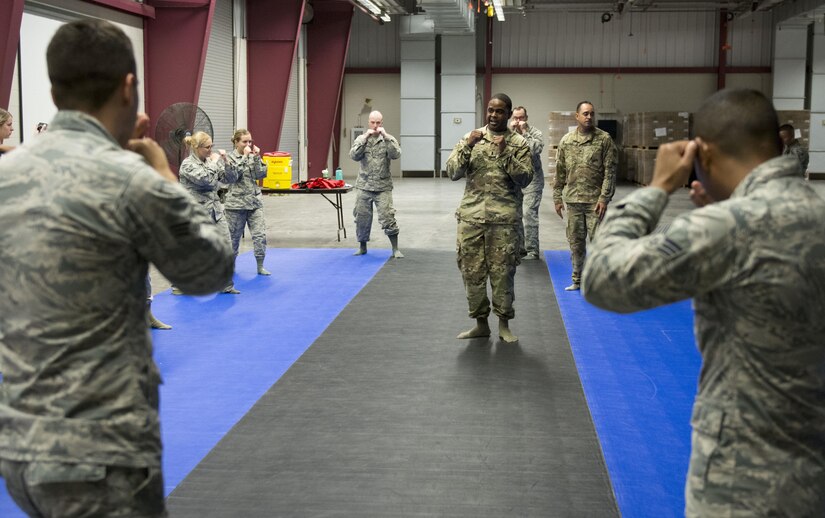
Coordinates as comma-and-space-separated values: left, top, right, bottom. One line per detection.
380, 12, 391, 22
355, 0, 382, 16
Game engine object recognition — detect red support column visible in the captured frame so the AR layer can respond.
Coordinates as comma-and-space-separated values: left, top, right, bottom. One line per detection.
143, 0, 215, 139
247, 0, 305, 154
0, 0, 24, 108
717, 9, 728, 91
306, 0, 353, 178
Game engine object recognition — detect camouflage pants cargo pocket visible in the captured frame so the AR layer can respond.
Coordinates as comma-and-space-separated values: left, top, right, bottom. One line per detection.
0, 459, 167, 518
685, 402, 736, 518
226, 208, 268, 258
522, 188, 543, 255
456, 220, 519, 320
353, 189, 399, 243
565, 202, 600, 283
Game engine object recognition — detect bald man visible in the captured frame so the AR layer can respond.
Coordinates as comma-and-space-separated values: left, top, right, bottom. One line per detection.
349, 111, 403, 258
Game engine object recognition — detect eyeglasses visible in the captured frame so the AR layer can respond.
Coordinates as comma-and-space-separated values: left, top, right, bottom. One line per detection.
200, 144, 213, 149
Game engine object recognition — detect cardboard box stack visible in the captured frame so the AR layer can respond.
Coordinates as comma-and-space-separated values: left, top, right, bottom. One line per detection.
776, 110, 810, 148
621, 112, 691, 185
547, 112, 578, 188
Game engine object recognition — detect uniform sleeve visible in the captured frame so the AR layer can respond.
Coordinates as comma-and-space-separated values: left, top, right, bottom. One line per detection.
385, 136, 401, 160
350, 134, 367, 161
218, 159, 239, 185
503, 140, 533, 189
124, 169, 234, 295
524, 127, 544, 161
599, 137, 618, 203
582, 187, 740, 313
252, 156, 267, 180
553, 142, 567, 203
446, 136, 472, 181
179, 158, 219, 190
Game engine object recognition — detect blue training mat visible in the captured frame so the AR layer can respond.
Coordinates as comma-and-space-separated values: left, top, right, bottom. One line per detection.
545, 250, 701, 518
0, 248, 390, 516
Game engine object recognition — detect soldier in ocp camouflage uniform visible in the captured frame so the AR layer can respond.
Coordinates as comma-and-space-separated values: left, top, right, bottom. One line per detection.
582, 89, 825, 517
224, 129, 270, 275
779, 123, 809, 176
178, 131, 240, 294
510, 106, 545, 260
447, 93, 533, 343
553, 101, 617, 291
349, 110, 404, 258
0, 19, 234, 517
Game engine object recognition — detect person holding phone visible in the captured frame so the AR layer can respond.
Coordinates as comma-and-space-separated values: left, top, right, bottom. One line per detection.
582, 89, 825, 516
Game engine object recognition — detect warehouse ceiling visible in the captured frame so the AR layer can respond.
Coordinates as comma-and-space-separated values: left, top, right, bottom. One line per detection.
372, 0, 799, 15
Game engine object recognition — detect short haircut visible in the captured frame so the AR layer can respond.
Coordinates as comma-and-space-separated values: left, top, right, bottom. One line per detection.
576, 101, 593, 113
0, 107, 10, 126
491, 93, 513, 112
513, 106, 528, 117
778, 124, 795, 134
232, 129, 250, 145
184, 131, 212, 152
693, 89, 780, 159
47, 19, 137, 111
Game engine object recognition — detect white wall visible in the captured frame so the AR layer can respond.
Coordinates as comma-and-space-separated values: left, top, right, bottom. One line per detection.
14, 2, 144, 144
339, 74, 401, 180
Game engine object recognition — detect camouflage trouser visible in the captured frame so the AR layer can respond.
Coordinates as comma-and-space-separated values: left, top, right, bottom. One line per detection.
225, 208, 267, 259
565, 202, 600, 284
0, 459, 167, 518
684, 416, 825, 517
522, 187, 544, 255
172, 211, 234, 293
353, 189, 399, 243
456, 220, 520, 320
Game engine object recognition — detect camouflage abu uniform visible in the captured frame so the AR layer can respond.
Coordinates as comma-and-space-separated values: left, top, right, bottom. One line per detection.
520, 123, 545, 256
0, 111, 234, 513
179, 151, 238, 291
783, 139, 809, 175
349, 132, 401, 243
553, 127, 617, 285
447, 127, 533, 320
224, 149, 268, 258
582, 156, 825, 517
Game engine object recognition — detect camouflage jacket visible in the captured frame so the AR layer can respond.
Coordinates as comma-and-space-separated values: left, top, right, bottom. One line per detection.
0, 111, 234, 468
349, 132, 401, 192
583, 156, 825, 508
783, 139, 809, 173
553, 127, 617, 205
519, 123, 545, 193
179, 151, 239, 221
223, 149, 267, 210
446, 127, 533, 225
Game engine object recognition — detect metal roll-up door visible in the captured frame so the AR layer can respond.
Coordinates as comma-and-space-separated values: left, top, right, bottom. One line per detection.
277, 50, 300, 173
198, 0, 234, 151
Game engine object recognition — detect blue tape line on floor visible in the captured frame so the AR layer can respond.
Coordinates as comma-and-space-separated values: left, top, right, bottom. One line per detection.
545, 250, 701, 518
0, 248, 390, 516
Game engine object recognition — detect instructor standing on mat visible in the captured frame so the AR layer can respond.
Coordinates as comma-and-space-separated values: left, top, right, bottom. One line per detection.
553, 101, 617, 291
0, 19, 234, 517
447, 93, 533, 343
582, 89, 825, 517
349, 110, 404, 258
